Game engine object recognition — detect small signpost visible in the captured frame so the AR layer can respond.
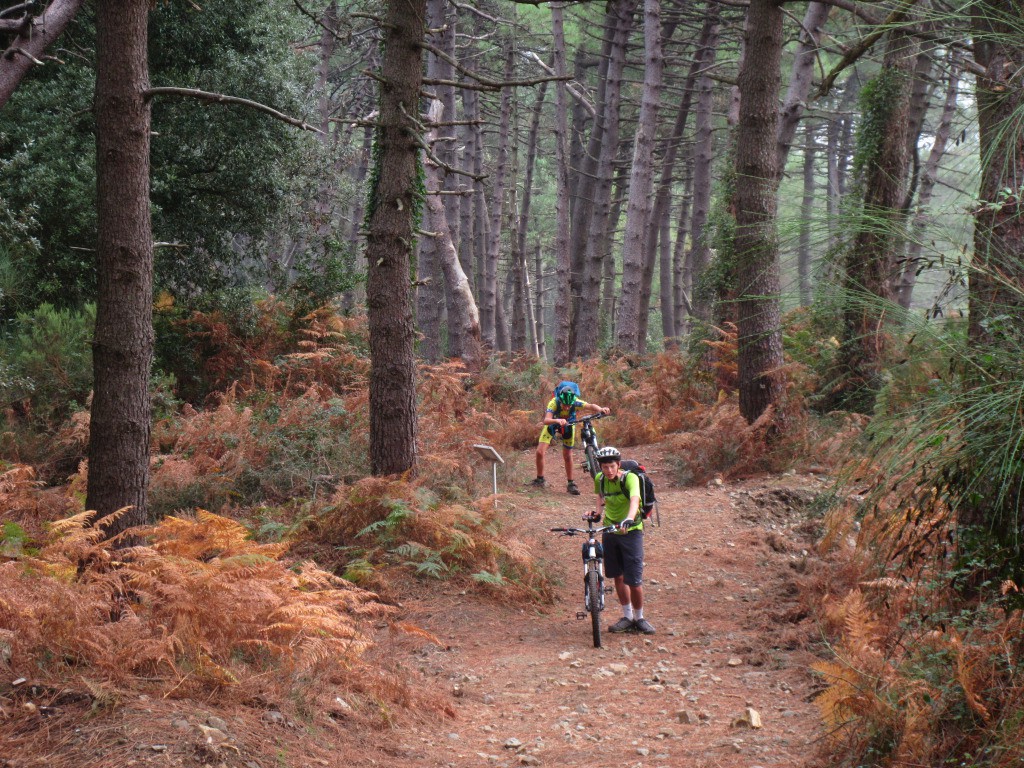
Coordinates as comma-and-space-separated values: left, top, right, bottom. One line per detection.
472, 444, 504, 507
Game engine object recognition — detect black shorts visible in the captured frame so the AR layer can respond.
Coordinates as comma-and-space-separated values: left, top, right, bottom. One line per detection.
602, 529, 644, 586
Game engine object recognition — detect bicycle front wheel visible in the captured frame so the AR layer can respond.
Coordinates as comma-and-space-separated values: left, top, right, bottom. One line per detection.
586, 566, 602, 648
584, 445, 599, 479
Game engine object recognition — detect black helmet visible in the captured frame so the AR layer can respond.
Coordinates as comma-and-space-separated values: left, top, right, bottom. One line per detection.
557, 388, 576, 406
595, 446, 621, 463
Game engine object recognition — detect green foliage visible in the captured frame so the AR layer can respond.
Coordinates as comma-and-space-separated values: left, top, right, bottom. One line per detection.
0, 199, 41, 319
0, 0, 316, 305
852, 67, 909, 179
356, 500, 414, 543
0, 521, 30, 558
0, 303, 95, 428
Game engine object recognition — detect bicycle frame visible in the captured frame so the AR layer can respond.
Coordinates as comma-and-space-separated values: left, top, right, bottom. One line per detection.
551, 517, 617, 648
569, 413, 606, 479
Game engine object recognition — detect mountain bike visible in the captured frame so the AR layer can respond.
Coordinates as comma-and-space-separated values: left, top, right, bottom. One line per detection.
550, 515, 617, 648
569, 413, 607, 480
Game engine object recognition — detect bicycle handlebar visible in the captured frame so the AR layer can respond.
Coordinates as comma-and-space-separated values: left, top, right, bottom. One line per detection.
549, 525, 617, 536
567, 413, 607, 425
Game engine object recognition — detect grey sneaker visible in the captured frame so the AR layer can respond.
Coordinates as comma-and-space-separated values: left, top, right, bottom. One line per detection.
567, 480, 581, 495
634, 618, 656, 635
608, 617, 635, 633
530, 477, 546, 488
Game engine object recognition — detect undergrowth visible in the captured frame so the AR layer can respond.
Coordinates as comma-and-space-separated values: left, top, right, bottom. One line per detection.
0, 508, 395, 706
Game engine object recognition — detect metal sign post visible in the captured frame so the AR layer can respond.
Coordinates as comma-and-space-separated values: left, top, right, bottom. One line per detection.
471, 444, 504, 507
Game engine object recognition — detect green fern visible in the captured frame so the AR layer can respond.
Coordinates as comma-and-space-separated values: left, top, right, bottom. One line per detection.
356, 500, 412, 539
471, 571, 505, 587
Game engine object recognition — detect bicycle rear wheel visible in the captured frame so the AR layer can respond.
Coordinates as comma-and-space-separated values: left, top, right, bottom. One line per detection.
586, 567, 602, 648
584, 445, 599, 479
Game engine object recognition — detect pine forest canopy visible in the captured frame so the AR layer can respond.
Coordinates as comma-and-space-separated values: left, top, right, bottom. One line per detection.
1, 0, 981, 335
0, 0, 1019, 522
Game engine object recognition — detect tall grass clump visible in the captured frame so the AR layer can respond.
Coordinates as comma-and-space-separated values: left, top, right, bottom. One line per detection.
809, 279, 1024, 765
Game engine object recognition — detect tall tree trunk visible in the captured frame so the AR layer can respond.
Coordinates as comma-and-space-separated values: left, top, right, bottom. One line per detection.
87, 0, 153, 539
574, 0, 636, 358
673, 155, 694, 337
898, 54, 960, 311
687, 1, 721, 322
416, 0, 452, 362
798, 121, 816, 307
826, 73, 862, 247
551, 4, 574, 365
416, 231, 444, 361
616, 0, 664, 353
969, 1, 1024, 346
775, 2, 830, 171
568, 24, 615, 358
432, 0, 463, 351
424, 158, 481, 368
733, 0, 785, 424
534, 241, 547, 359
832, 28, 915, 411
459, 88, 478, 288
651, 22, 704, 347
423, 99, 481, 365
959, 0, 1024, 548
365, 0, 424, 475
483, 47, 514, 351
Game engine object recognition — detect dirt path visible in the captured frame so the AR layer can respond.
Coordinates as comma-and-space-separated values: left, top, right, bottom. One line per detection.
380, 451, 827, 768
1, 450, 828, 768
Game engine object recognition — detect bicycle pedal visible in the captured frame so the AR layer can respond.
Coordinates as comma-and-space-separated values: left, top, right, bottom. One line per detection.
576, 612, 587, 620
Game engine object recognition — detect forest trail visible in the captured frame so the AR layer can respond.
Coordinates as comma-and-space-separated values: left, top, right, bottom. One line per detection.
1, 447, 829, 768
375, 446, 828, 768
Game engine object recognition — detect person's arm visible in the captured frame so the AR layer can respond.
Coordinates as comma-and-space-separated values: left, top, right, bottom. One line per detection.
578, 401, 610, 416
541, 399, 568, 427
620, 474, 641, 528
542, 408, 567, 427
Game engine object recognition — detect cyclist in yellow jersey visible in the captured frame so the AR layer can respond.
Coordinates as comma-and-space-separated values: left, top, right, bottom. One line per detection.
589, 446, 655, 634
532, 385, 609, 495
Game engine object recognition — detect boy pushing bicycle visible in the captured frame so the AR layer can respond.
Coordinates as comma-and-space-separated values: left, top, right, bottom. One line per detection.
589, 446, 655, 635
532, 381, 610, 496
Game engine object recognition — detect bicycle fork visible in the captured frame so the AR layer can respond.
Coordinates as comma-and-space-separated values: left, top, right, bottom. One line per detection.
578, 539, 606, 616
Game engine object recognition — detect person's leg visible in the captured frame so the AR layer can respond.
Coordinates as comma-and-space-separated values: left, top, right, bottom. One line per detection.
562, 446, 574, 482
535, 442, 546, 479
604, 535, 634, 631
623, 534, 654, 633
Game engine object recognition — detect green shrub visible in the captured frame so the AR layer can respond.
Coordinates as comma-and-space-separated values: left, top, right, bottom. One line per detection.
0, 302, 95, 429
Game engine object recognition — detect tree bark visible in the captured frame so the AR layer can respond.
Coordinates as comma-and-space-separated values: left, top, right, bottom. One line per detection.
365, 0, 424, 476
672, 155, 694, 337
798, 121, 816, 307
616, 0, 664, 354
424, 100, 481, 368
651, 23, 704, 347
87, 0, 153, 539
482, 46, 514, 351
969, 1, 1024, 346
551, 4, 574, 365
733, 0, 785, 424
0, 0, 84, 108
897, 53, 960, 311
574, 0, 636, 358
833, 28, 915, 410
687, 1, 721, 322
775, 2, 830, 171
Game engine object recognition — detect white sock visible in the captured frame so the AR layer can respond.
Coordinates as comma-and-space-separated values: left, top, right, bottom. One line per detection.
622, 604, 634, 620
634, 607, 644, 620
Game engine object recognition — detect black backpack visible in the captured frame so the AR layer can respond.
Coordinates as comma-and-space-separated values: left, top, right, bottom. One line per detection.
601, 460, 658, 521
